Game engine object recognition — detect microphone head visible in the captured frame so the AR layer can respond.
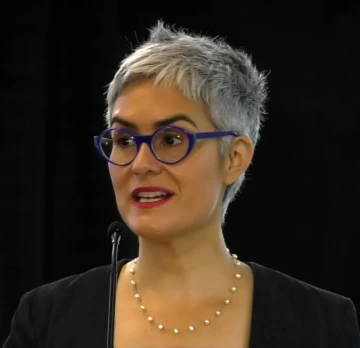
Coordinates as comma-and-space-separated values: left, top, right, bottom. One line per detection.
107, 221, 126, 238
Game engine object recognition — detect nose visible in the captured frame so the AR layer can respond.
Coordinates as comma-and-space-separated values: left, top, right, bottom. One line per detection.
131, 143, 162, 175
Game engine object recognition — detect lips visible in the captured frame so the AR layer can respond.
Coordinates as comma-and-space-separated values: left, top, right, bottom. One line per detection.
130, 186, 174, 209
131, 186, 175, 201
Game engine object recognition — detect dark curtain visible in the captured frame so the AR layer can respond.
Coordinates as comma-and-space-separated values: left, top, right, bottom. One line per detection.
1, 3, 360, 343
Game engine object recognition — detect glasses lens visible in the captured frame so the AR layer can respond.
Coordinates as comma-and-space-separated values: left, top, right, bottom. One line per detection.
152, 128, 189, 163
99, 129, 137, 165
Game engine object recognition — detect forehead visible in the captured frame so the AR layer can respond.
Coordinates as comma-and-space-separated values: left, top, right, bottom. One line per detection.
112, 79, 210, 127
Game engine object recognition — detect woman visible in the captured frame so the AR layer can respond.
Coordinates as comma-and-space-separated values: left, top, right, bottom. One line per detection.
3, 21, 359, 348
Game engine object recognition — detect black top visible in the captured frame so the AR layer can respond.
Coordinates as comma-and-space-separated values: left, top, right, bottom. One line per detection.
2, 259, 360, 347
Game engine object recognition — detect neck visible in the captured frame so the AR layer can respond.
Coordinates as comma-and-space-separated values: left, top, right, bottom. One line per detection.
133, 226, 236, 301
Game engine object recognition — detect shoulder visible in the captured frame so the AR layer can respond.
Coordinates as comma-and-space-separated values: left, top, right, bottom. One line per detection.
31, 263, 111, 296
25, 259, 130, 307
3, 259, 130, 347
248, 262, 360, 346
249, 261, 348, 305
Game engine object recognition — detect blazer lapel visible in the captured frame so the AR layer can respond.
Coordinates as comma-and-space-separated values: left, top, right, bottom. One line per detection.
248, 262, 297, 348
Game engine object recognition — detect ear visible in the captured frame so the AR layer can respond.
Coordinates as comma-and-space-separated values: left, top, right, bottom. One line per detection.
223, 136, 254, 186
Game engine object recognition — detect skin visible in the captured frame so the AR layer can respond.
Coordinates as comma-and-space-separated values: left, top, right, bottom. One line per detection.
109, 77, 254, 334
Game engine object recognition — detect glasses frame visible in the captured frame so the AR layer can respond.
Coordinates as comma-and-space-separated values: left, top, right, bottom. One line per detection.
93, 126, 238, 166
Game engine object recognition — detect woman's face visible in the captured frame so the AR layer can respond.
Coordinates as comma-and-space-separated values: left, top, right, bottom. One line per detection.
108, 78, 239, 241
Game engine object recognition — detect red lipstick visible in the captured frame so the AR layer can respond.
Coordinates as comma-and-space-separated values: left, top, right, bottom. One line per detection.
131, 186, 174, 209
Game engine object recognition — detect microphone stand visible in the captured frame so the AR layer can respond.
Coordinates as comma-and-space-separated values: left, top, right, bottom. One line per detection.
107, 231, 122, 348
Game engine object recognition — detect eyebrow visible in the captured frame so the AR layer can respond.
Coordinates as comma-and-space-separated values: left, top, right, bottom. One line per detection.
110, 114, 198, 130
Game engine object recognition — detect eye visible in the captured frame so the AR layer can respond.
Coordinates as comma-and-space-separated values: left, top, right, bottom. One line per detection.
112, 132, 135, 148
117, 137, 135, 147
162, 133, 183, 146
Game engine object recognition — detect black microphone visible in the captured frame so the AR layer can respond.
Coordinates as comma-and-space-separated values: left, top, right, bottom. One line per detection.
106, 221, 125, 348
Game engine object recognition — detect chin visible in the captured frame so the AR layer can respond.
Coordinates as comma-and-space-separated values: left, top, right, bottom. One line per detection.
131, 225, 179, 243
122, 213, 184, 242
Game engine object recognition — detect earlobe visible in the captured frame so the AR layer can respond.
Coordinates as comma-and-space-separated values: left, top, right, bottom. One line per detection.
224, 136, 254, 186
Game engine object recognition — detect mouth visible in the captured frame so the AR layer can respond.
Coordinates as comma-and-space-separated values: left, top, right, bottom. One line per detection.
131, 187, 174, 208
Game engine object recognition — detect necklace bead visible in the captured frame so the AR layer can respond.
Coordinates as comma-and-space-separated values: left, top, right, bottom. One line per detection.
130, 252, 242, 334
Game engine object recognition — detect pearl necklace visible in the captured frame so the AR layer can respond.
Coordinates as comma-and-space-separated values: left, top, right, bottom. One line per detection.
128, 253, 242, 335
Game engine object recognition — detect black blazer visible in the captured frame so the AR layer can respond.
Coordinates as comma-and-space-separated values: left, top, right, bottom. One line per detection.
3, 259, 360, 348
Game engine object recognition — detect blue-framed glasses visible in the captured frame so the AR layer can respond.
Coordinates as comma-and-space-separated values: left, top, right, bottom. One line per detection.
93, 126, 238, 166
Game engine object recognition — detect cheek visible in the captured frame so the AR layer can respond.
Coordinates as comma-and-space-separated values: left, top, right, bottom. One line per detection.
109, 165, 118, 186
179, 154, 224, 203
109, 166, 128, 201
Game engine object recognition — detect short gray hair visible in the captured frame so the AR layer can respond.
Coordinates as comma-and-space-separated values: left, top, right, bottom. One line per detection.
105, 21, 268, 223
